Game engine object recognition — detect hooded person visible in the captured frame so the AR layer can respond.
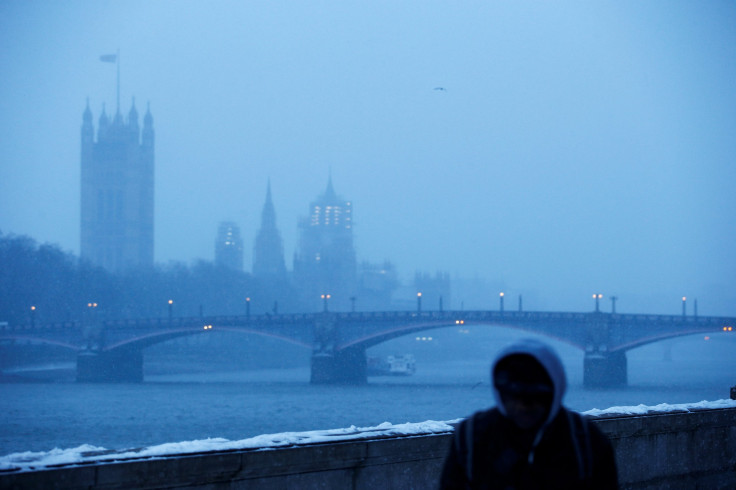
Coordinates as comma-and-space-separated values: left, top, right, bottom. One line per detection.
440, 338, 618, 489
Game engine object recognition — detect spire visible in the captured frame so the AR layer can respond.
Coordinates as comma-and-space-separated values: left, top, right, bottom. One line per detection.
82, 98, 94, 145
83, 98, 93, 123
323, 171, 337, 201
142, 102, 154, 148
97, 104, 109, 139
99, 104, 108, 124
260, 179, 277, 230
128, 98, 139, 139
253, 180, 286, 280
143, 102, 153, 127
128, 97, 139, 123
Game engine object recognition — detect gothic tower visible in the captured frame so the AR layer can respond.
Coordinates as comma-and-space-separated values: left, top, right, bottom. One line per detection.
293, 176, 357, 311
253, 181, 287, 281
251, 181, 288, 313
80, 99, 154, 273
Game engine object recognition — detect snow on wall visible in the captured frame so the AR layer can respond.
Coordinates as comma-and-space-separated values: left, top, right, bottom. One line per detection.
1, 399, 735, 473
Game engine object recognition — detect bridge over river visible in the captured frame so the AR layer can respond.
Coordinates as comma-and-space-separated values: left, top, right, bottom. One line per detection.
2, 310, 733, 387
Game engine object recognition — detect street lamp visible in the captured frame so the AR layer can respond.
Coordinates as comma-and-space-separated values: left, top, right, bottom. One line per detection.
168, 299, 173, 323
682, 296, 687, 317
518, 294, 523, 312
350, 296, 356, 313
87, 302, 98, 324
499, 292, 505, 313
610, 296, 618, 314
30, 305, 36, 327
417, 292, 422, 313
321, 294, 331, 313
593, 294, 602, 313
246, 297, 251, 318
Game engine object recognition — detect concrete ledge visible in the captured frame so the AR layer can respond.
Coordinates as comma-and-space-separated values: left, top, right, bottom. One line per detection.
2, 408, 735, 489
595, 408, 736, 489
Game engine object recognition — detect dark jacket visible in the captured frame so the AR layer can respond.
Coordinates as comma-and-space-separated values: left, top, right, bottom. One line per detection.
440, 339, 618, 489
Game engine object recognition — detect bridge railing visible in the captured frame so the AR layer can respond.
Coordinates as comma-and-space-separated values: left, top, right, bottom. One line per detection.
5, 310, 734, 332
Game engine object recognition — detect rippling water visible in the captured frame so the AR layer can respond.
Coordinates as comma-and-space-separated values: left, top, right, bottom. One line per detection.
1, 330, 734, 456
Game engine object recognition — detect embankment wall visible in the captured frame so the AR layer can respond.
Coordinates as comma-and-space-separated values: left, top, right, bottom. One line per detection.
2, 407, 735, 489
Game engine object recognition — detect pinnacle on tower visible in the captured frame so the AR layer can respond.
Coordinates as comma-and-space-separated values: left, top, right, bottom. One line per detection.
253, 181, 287, 280
128, 98, 138, 124
144, 103, 153, 126
261, 179, 277, 230
83, 98, 93, 123
323, 172, 337, 201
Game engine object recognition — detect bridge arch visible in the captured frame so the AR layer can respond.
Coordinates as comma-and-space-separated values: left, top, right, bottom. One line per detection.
611, 327, 733, 352
0, 335, 80, 352
103, 326, 313, 353
336, 320, 587, 352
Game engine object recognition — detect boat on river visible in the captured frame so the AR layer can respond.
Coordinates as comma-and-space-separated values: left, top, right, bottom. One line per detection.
367, 354, 416, 376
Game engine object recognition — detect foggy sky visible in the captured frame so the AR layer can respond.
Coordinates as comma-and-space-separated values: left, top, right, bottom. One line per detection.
1, 1, 734, 315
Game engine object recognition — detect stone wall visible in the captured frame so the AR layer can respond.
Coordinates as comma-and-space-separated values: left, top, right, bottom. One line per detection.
2, 407, 734, 489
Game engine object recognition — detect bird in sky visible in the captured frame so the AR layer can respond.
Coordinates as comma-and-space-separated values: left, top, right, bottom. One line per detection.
433, 87, 447, 92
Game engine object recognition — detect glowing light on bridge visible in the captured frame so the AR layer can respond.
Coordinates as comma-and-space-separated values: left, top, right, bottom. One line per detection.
682, 296, 687, 317
203, 325, 213, 330
723, 326, 733, 332
593, 294, 602, 312
321, 294, 331, 312
455, 320, 465, 324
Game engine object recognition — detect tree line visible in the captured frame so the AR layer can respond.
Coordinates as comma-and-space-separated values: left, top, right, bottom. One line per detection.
0, 231, 269, 326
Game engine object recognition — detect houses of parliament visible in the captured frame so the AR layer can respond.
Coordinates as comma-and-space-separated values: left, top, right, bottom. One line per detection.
79, 100, 447, 312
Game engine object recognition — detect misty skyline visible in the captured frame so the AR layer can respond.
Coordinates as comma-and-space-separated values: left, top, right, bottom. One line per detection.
1, 1, 734, 315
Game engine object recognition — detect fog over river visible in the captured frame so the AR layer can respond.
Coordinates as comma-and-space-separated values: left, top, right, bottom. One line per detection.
1, 329, 734, 456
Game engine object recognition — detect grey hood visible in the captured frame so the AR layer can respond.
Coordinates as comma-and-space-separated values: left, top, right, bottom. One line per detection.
491, 338, 567, 426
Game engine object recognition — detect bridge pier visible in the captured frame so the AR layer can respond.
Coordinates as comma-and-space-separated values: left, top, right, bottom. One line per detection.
76, 349, 143, 383
311, 346, 367, 385
584, 350, 627, 388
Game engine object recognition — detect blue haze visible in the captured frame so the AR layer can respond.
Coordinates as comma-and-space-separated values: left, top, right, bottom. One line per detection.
0, 2, 735, 314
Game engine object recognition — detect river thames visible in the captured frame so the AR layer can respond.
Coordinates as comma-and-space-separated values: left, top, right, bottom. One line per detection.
1, 329, 734, 456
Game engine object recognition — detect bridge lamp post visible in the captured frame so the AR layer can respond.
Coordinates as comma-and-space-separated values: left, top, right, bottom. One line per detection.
168, 299, 173, 323
30, 305, 36, 327
246, 297, 251, 318
610, 296, 618, 314
417, 292, 422, 313
321, 294, 331, 313
499, 292, 505, 313
87, 302, 98, 325
682, 297, 687, 317
593, 294, 602, 313
350, 296, 356, 313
